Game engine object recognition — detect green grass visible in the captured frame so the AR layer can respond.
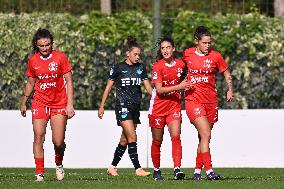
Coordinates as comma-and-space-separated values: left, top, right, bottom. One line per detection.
0, 168, 283, 189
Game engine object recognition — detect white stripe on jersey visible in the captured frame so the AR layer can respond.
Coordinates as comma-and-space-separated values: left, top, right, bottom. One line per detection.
148, 89, 157, 115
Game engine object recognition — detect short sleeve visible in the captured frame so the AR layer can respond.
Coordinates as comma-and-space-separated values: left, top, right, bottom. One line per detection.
151, 63, 162, 84
182, 49, 190, 64
216, 53, 228, 73
108, 64, 119, 81
26, 58, 35, 78
141, 64, 148, 81
60, 53, 72, 74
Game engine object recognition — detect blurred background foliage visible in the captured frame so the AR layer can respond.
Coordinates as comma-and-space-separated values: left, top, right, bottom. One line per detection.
0, 0, 274, 16
0, 10, 283, 110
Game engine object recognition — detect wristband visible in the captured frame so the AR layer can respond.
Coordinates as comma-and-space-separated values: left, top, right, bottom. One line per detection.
23, 94, 30, 98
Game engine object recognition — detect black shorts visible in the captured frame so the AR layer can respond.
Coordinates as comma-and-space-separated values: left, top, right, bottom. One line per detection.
115, 104, 141, 126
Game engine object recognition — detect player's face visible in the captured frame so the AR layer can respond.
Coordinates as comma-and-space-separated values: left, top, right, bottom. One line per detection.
160, 41, 175, 60
196, 36, 211, 54
36, 38, 52, 56
127, 47, 141, 64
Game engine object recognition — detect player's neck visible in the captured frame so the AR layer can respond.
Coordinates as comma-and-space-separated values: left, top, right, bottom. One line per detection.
125, 59, 134, 65
164, 57, 174, 64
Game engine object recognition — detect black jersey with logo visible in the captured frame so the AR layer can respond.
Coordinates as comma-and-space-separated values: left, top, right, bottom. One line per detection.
108, 61, 148, 106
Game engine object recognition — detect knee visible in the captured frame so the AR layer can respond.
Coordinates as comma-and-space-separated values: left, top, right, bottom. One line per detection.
200, 131, 211, 141
152, 135, 163, 142
34, 134, 45, 145
127, 134, 137, 143
53, 140, 65, 149
120, 138, 128, 146
171, 135, 181, 142
152, 139, 162, 147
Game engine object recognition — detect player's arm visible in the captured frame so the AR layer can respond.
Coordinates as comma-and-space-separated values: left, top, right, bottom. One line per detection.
143, 80, 153, 96
64, 71, 75, 119
223, 69, 234, 102
155, 79, 190, 95
98, 80, 114, 119
20, 77, 36, 117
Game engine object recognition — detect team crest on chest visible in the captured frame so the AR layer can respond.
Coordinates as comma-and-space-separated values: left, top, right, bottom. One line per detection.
48, 62, 58, 71
177, 68, 183, 78
204, 59, 212, 68
136, 66, 143, 75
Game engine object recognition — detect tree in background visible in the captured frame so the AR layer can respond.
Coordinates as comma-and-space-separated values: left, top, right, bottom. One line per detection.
274, 0, 284, 16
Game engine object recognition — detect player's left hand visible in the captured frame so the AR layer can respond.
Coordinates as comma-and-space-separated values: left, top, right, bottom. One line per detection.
66, 105, 75, 119
227, 90, 234, 102
20, 104, 27, 117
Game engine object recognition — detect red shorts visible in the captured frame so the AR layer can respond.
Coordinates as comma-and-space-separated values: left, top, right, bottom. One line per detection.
185, 100, 218, 124
31, 103, 67, 120
148, 111, 182, 129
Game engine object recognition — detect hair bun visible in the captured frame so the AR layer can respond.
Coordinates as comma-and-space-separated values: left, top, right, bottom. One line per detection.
127, 36, 139, 50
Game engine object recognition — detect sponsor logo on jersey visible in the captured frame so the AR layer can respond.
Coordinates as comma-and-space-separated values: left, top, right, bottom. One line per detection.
190, 75, 209, 84
40, 82, 57, 90
121, 78, 141, 86
38, 73, 58, 80
122, 70, 128, 73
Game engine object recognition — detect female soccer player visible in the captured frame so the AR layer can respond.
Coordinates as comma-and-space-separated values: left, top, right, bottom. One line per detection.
149, 37, 190, 180
20, 28, 75, 181
98, 36, 152, 177
182, 26, 234, 181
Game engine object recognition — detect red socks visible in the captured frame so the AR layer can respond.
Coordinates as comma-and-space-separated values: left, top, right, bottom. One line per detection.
152, 136, 182, 169
151, 140, 162, 168
201, 152, 212, 171
195, 152, 203, 170
55, 154, 64, 166
35, 157, 44, 174
171, 136, 182, 168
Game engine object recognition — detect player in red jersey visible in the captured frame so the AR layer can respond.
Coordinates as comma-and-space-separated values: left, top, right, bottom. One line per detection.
20, 28, 75, 181
149, 37, 191, 180
182, 26, 234, 181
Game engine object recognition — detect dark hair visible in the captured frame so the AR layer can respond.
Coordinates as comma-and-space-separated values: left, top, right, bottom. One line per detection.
193, 26, 211, 41
126, 36, 140, 51
155, 36, 175, 60
32, 28, 53, 54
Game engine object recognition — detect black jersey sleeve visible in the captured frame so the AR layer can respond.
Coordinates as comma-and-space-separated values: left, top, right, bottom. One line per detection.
108, 64, 119, 81
141, 64, 148, 81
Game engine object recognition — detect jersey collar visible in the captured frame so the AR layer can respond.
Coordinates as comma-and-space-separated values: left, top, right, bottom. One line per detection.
195, 48, 208, 56
40, 53, 53, 60
164, 59, 176, 67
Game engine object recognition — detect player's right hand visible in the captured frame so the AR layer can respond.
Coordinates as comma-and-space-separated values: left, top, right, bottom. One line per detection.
98, 107, 104, 119
20, 104, 27, 117
179, 79, 192, 90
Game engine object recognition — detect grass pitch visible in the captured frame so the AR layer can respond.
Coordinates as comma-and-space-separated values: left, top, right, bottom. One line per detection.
0, 168, 283, 189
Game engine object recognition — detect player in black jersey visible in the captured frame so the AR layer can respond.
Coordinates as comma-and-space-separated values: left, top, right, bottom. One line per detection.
98, 36, 152, 177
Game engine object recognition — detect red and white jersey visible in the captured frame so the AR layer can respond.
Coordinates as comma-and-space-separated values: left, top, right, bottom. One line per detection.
149, 58, 185, 116
26, 50, 72, 108
182, 47, 228, 103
